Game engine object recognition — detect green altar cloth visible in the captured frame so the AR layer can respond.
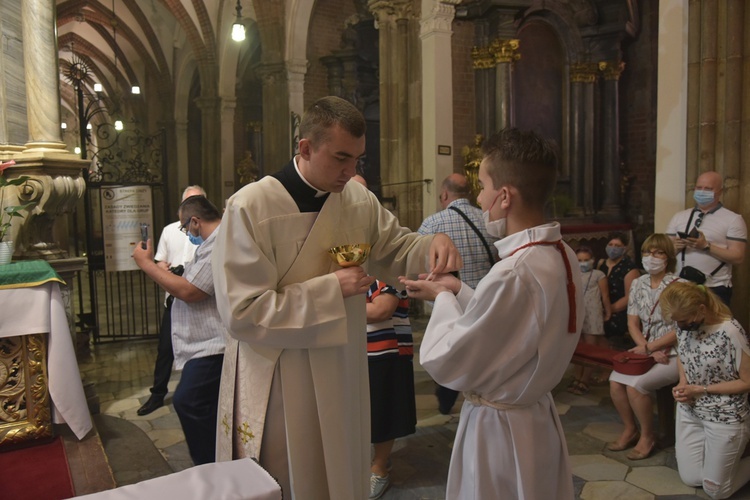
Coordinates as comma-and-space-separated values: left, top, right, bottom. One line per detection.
0, 260, 65, 290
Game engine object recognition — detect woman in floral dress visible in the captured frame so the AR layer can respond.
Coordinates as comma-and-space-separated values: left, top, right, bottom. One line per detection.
661, 281, 750, 499
608, 233, 681, 460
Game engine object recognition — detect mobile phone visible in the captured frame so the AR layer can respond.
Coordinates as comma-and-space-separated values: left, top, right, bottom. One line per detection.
140, 223, 149, 249
677, 231, 689, 239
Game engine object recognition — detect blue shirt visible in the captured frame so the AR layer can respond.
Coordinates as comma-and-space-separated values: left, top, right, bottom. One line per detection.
417, 198, 498, 288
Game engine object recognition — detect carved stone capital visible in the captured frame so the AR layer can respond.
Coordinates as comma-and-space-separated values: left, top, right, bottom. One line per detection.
368, 0, 413, 28
570, 62, 600, 84
256, 63, 289, 87
420, 0, 460, 37
598, 60, 626, 81
490, 38, 521, 64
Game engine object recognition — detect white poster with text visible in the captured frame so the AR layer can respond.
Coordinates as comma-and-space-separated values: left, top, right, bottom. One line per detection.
101, 185, 153, 272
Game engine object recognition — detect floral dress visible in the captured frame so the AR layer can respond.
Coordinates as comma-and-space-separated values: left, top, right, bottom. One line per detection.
676, 319, 750, 424
598, 256, 636, 338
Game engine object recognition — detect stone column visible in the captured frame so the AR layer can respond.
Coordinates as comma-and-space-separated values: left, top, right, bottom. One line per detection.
219, 98, 237, 202
287, 61, 307, 128
471, 44, 495, 144
598, 60, 625, 220
421, 0, 459, 217
491, 38, 520, 130
321, 56, 344, 97
369, 0, 419, 228
21, 0, 65, 152
257, 63, 290, 174
569, 62, 598, 216
684, 0, 750, 327
195, 96, 221, 204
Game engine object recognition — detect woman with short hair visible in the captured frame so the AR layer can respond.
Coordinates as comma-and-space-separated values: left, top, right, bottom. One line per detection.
607, 233, 681, 460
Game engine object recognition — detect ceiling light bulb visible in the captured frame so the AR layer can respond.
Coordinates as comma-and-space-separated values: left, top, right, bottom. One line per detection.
232, 22, 246, 42
61, 122, 67, 129
86, 123, 92, 130
131, 86, 141, 95
114, 120, 124, 131
94, 83, 103, 93
74, 146, 81, 155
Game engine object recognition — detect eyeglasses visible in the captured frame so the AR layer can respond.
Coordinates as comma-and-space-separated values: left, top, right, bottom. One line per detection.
641, 249, 667, 258
179, 218, 191, 234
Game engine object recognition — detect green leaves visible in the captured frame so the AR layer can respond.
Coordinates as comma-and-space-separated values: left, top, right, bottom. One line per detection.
0, 175, 30, 187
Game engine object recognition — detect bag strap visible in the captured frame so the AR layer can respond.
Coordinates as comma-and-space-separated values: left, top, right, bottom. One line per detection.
448, 205, 496, 267
680, 209, 725, 277
644, 277, 681, 340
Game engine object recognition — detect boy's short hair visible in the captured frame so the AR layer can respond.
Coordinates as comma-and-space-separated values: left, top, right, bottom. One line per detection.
299, 96, 366, 148
480, 128, 558, 209
179, 195, 221, 223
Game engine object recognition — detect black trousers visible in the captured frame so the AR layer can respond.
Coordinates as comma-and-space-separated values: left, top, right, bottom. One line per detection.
150, 302, 174, 397
709, 285, 732, 307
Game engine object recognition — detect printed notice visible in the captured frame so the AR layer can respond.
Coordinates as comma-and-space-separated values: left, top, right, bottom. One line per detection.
101, 186, 153, 272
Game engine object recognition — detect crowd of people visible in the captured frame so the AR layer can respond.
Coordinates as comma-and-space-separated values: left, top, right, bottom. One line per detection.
130, 95, 750, 499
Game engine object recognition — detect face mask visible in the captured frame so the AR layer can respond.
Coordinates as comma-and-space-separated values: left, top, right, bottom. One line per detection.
641, 255, 666, 275
482, 210, 507, 239
188, 231, 204, 246
678, 319, 703, 332
693, 190, 715, 207
606, 245, 626, 260
579, 260, 593, 273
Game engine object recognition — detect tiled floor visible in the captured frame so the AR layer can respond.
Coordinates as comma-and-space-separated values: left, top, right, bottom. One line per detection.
75, 320, 750, 499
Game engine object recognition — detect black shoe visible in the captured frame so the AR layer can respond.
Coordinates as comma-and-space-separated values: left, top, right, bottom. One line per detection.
137, 395, 164, 416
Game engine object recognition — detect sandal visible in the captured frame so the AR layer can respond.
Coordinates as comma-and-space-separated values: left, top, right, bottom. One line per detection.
570, 381, 590, 395
567, 379, 582, 393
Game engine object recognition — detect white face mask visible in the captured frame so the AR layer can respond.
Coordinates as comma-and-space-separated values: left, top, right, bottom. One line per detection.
482, 209, 507, 239
641, 255, 666, 275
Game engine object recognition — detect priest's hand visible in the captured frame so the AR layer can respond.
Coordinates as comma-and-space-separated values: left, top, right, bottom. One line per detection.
335, 266, 375, 297
399, 273, 460, 301
427, 233, 462, 275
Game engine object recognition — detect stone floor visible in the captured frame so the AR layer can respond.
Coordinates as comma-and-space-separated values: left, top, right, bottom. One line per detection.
72, 320, 750, 499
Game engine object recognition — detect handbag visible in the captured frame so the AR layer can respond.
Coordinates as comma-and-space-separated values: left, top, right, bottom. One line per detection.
612, 351, 656, 375
679, 265, 706, 284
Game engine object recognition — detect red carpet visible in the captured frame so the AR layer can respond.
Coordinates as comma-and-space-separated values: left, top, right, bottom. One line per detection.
0, 436, 75, 499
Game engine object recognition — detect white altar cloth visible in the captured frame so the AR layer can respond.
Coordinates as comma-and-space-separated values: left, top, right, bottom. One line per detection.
76, 458, 283, 500
0, 282, 92, 439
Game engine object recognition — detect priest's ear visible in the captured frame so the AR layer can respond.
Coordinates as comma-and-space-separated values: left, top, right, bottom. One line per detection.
298, 138, 313, 161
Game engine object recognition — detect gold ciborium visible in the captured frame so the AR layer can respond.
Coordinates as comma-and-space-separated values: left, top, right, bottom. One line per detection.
328, 243, 371, 268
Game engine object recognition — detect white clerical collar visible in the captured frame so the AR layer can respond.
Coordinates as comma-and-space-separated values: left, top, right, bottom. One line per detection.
293, 156, 328, 197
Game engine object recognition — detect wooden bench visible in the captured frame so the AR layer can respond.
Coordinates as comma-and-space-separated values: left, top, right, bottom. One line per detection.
571, 342, 676, 446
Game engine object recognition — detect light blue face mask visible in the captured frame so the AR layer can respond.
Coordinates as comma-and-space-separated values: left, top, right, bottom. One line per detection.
188, 232, 204, 246
579, 260, 593, 273
693, 190, 715, 207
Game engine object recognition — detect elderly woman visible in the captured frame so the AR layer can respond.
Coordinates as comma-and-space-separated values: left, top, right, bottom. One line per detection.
607, 233, 681, 460
660, 282, 750, 499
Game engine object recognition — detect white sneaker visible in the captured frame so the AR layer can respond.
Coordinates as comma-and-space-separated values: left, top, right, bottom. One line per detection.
369, 473, 390, 499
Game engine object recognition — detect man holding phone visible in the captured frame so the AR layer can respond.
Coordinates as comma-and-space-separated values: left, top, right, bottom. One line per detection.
666, 171, 746, 305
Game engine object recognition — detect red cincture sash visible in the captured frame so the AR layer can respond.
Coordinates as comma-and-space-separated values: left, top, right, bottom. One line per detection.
509, 240, 577, 333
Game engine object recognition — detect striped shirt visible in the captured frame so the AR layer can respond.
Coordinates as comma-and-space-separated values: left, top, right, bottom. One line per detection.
417, 198, 498, 289
393, 290, 414, 358
171, 226, 226, 370
366, 281, 400, 359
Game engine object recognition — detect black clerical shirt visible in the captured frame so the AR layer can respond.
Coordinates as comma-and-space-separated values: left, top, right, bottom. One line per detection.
271, 160, 330, 213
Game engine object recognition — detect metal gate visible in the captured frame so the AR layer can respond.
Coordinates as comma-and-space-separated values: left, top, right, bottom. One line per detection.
76, 125, 170, 343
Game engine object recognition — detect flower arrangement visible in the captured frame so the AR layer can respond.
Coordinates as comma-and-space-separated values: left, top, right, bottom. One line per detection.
0, 160, 33, 243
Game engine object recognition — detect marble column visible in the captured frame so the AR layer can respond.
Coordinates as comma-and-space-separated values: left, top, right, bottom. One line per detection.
471, 44, 495, 139
257, 63, 290, 174
569, 62, 598, 216
598, 60, 625, 219
421, 0, 459, 218
21, 0, 66, 152
491, 38, 520, 130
